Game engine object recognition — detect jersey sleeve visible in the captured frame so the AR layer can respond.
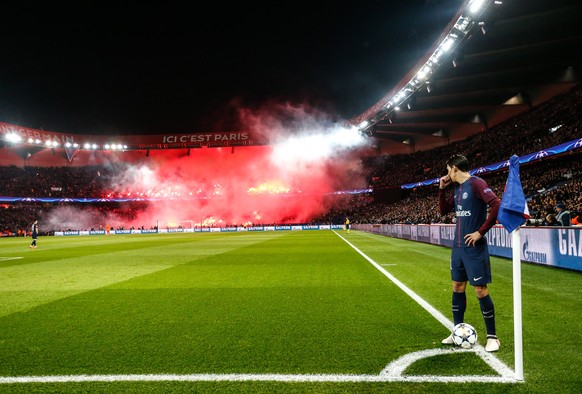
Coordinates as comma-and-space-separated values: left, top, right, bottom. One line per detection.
471, 177, 501, 236
438, 188, 454, 215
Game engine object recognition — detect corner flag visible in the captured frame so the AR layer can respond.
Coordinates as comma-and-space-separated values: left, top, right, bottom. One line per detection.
498, 155, 530, 232
497, 154, 528, 381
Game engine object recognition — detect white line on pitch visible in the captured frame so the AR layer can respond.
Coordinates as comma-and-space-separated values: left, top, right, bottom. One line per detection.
0, 234, 519, 385
333, 230, 516, 381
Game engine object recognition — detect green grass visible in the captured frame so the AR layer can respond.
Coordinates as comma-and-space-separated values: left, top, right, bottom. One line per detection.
0, 230, 581, 393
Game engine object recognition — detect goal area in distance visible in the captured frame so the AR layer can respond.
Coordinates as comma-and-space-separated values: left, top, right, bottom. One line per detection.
156, 220, 194, 229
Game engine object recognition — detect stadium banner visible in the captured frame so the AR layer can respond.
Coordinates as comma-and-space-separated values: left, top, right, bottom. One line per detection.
0, 121, 265, 150
400, 138, 582, 190
416, 225, 431, 243
54, 224, 334, 236
356, 224, 582, 272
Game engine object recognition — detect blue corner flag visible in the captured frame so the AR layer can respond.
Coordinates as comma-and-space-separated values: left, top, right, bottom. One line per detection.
498, 155, 530, 233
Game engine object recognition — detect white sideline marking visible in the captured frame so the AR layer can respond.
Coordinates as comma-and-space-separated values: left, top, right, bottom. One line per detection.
0, 347, 517, 384
0, 232, 519, 385
334, 230, 517, 382
0, 257, 23, 261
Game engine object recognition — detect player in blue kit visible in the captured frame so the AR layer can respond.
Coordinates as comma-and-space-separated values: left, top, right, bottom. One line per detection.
29, 220, 39, 249
438, 154, 501, 352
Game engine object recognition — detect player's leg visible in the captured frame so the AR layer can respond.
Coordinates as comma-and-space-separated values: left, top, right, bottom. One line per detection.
442, 247, 468, 345
466, 245, 499, 352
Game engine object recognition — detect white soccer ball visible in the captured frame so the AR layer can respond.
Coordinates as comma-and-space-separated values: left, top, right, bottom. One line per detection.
452, 323, 478, 349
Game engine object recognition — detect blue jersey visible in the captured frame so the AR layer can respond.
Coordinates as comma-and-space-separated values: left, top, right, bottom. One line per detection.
439, 176, 500, 248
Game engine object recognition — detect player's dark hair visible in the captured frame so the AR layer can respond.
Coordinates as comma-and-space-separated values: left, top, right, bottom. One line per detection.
447, 154, 469, 172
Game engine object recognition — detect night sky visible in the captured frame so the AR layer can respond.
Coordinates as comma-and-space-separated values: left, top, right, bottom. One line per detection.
0, 1, 460, 135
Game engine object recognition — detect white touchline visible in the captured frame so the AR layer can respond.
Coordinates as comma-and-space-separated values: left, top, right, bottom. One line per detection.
0, 257, 24, 261
0, 232, 519, 385
333, 230, 516, 381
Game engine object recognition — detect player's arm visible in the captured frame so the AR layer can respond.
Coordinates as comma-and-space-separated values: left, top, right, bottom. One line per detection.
474, 178, 501, 236
438, 175, 454, 215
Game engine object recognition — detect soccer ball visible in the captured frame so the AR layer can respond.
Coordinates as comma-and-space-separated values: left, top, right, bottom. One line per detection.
452, 323, 478, 349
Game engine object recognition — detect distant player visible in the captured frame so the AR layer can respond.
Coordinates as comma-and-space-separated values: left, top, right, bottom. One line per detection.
438, 154, 501, 352
345, 217, 350, 234
29, 220, 39, 249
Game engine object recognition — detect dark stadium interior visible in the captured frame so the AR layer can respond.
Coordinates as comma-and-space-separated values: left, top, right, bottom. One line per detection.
1, 0, 581, 235
355, 0, 582, 153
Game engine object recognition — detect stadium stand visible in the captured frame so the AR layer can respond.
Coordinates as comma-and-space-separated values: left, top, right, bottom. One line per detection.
1, 0, 581, 235
1, 83, 580, 234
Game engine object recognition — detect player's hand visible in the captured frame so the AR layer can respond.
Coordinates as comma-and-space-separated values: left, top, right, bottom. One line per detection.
464, 231, 482, 247
439, 174, 451, 189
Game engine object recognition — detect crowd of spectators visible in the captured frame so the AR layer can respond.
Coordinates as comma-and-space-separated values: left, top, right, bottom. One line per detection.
325, 83, 582, 226
1, 83, 581, 235
364, 82, 582, 188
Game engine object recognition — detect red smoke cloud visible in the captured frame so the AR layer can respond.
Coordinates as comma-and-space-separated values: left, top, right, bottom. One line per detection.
45, 102, 372, 230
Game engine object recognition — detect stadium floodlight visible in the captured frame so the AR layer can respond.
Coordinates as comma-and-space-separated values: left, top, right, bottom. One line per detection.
417, 65, 431, 80
5, 133, 22, 143
468, 0, 486, 14
83, 143, 91, 149
104, 144, 111, 149
91, 143, 98, 149
356, 0, 494, 136
441, 36, 455, 51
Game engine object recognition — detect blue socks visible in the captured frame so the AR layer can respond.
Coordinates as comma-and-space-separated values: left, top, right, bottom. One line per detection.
452, 291, 466, 326
479, 294, 496, 337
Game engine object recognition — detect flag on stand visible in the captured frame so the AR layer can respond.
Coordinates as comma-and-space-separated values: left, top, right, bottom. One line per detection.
497, 154, 530, 232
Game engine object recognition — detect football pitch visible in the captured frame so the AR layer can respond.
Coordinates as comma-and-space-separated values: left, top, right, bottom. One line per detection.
0, 230, 580, 393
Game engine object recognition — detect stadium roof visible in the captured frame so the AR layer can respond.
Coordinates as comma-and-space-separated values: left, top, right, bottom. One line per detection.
352, 0, 582, 154
2, 0, 582, 164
